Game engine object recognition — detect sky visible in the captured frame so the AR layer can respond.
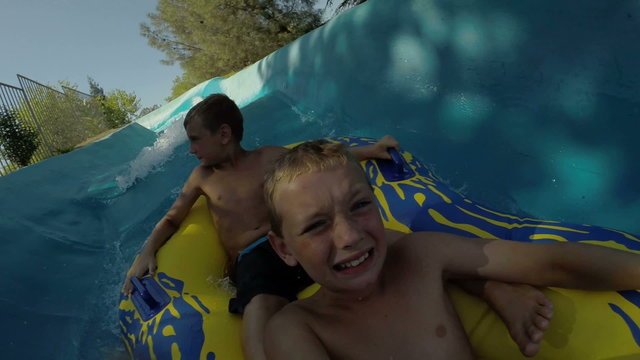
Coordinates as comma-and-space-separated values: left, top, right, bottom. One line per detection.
0, 0, 183, 110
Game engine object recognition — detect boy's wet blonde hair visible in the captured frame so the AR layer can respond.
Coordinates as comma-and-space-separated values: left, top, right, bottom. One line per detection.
265, 140, 362, 237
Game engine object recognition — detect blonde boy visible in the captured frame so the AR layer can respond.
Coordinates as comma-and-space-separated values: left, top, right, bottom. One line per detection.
265, 140, 640, 359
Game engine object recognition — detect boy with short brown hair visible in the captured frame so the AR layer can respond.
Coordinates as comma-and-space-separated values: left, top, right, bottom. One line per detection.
122, 94, 401, 359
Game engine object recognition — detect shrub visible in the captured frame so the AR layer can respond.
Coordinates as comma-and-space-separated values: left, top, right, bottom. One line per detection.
0, 107, 39, 167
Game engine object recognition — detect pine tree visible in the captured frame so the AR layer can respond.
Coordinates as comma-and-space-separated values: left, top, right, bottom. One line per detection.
141, 0, 322, 99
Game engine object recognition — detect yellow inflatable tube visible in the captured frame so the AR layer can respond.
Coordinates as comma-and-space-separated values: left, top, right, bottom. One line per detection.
119, 136, 640, 359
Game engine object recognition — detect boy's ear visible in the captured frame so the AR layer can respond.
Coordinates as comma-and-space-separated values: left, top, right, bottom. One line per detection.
268, 231, 298, 267
219, 124, 232, 144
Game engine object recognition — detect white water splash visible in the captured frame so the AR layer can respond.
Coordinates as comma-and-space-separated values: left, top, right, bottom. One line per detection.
115, 115, 189, 191
210, 276, 237, 297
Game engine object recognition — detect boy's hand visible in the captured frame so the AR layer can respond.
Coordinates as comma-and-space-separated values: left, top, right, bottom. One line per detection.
346, 135, 402, 162
369, 135, 400, 160
121, 250, 157, 295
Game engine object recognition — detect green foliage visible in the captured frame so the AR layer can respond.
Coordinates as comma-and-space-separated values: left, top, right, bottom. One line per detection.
100, 89, 141, 127
139, 104, 161, 117
60, 80, 112, 137
0, 107, 39, 167
142, 0, 323, 99
12, 81, 103, 154
87, 78, 140, 128
88, 77, 106, 100
19, 88, 88, 154
168, 73, 202, 101
326, 0, 366, 15
13, 79, 139, 156
0, 78, 141, 172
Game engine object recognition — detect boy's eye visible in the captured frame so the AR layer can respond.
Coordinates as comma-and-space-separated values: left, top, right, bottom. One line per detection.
351, 200, 372, 211
301, 220, 327, 235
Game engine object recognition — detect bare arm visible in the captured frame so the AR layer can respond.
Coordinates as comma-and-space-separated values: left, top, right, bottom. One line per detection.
264, 309, 330, 360
481, 239, 640, 290
418, 232, 640, 291
121, 168, 204, 294
348, 135, 399, 161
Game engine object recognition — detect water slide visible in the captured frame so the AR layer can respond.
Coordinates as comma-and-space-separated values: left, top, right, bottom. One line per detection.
1, 0, 638, 358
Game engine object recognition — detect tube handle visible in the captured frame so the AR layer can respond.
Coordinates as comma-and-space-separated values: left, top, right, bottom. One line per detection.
386, 147, 412, 181
131, 276, 158, 307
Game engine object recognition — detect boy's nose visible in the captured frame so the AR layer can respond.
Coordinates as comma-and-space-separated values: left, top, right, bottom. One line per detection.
333, 217, 362, 249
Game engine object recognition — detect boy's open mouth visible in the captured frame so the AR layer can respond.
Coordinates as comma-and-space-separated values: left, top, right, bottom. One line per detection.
333, 249, 374, 272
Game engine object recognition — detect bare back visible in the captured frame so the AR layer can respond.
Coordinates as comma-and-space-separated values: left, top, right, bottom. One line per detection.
194, 146, 286, 261
268, 234, 475, 359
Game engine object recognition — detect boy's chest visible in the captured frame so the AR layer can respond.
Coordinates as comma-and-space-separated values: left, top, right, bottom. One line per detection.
311, 280, 473, 359
202, 166, 265, 207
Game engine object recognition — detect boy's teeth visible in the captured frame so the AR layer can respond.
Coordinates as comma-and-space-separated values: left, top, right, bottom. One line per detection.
337, 251, 369, 270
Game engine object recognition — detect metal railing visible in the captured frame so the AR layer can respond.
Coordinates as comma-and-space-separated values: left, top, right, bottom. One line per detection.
0, 82, 55, 176
0, 75, 110, 176
62, 85, 110, 131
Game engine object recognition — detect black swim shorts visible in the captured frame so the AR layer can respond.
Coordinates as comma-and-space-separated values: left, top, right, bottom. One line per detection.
228, 236, 314, 314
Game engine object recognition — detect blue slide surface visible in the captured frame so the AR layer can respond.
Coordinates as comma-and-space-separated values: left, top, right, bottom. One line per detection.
0, 0, 638, 358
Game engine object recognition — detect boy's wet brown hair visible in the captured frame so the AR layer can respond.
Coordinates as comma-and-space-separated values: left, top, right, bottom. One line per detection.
265, 140, 366, 237
183, 93, 244, 142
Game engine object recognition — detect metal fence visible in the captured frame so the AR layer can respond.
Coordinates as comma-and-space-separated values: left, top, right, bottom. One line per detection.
18, 75, 111, 152
62, 85, 109, 132
0, 82, 53, 175
0, 75, 110, 176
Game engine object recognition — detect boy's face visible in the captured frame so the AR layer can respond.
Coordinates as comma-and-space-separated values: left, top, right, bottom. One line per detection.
185, 119, 228, 167
270, 163, 387, 294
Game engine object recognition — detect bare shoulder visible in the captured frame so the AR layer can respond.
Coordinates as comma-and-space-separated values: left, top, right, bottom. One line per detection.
389, 231, 471, 263
188, 164, 213, 185
191, 163, 211, 176
384, 229, 408, 245
380, 232, 463, 286
397, 231, 500, 278
253, 145, 288, 169
388, 231, 439, 249
401, 231, 470, 248
183, 164, 218, 198
259, 144, 287, 152
258, 145, 287, 159
267, 300, 311, 333
265, 302, 329, 359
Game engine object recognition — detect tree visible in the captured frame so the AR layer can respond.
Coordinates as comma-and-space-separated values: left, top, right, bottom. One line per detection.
142, 0, 322, 99
88, 77, 106, 100
101, 89, 141, 127
85, 78, 141, 128
0, 107, 39, 167
168, 72, 205, 101
326, 0, 366, 16
61, 80, 111, 137
138, 104, 161, 117
16, 85, 86, 154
